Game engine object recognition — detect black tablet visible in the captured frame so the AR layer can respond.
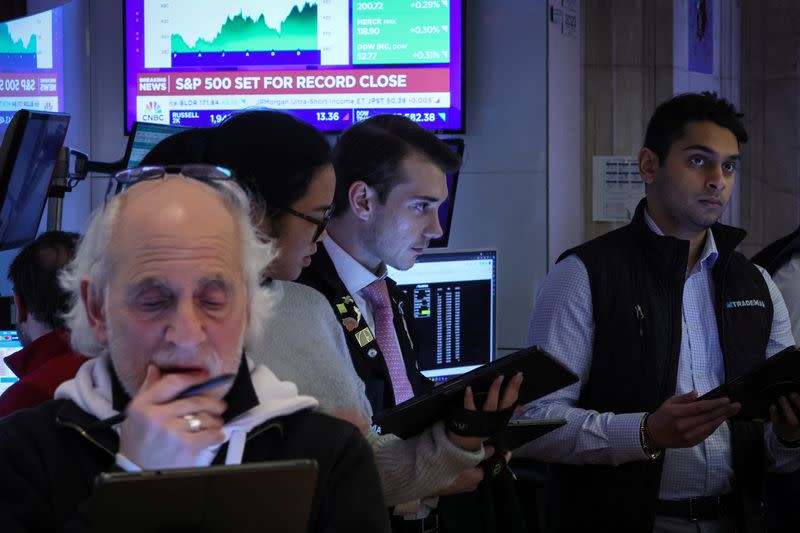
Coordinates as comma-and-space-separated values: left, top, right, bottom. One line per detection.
698, 345, 800, 420
494, 418, 567, 451
373, 346, 578, 438
92, 460, 317, 533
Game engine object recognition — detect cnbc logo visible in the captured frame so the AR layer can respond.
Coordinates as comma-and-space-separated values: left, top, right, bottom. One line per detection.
141, 101, 164, 122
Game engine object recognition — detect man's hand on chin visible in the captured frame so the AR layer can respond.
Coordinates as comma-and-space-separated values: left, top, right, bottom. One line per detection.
118, 364, 227, 469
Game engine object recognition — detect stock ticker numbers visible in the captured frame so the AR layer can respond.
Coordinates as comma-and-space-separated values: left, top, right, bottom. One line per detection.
353, 0, 450, 65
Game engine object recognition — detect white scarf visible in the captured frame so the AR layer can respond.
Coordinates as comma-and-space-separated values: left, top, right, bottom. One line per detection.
55, 355, 318, 466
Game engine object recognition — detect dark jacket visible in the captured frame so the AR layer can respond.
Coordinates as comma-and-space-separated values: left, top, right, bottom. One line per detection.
297, 242, 434, 413
548, 199, 773, 533
298, 242, 527, 533
0, 330, 87, 418
752, 224, 800, 275
0, 358, 390, 533
753, 226, 800, 533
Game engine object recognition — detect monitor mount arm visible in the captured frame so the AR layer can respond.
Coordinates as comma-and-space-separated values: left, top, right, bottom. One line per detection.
46, 146, 126, 231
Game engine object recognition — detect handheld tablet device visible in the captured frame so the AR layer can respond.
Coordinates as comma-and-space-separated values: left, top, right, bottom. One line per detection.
698, 345, 800, 420
373, 346, 578, 438
93, 460, 317, 533
494, 418, 567, 451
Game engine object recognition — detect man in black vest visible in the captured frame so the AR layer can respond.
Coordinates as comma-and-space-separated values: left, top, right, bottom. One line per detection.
522, 92, 800, 533
298, 114, 526, 533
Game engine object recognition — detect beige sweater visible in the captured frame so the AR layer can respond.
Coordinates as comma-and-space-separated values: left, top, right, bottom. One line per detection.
251, 281, 483, 506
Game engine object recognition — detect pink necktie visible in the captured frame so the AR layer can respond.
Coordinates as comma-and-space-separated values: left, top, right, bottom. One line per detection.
360, 279, 415, 405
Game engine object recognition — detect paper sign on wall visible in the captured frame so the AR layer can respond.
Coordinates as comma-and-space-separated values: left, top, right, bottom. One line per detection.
592, 156, 644, 222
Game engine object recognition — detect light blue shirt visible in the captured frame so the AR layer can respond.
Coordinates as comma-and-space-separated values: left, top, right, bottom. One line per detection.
521, 212, 799, 499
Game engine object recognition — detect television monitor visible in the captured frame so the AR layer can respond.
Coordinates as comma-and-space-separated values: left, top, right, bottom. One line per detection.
0, 6, 65, 140
123, 1, 463, 132
429, 137, 463, 249
387, 249, 496, 384
0, 330, 22, 395
0, 109, 70, 251
123, 121, 187, 168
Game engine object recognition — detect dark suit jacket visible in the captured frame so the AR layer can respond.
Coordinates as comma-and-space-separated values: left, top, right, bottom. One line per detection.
297, 242, 433, 414
753, 227, 800, 532
298, 242, 529, 533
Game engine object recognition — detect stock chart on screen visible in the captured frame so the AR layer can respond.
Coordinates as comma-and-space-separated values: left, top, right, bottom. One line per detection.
124, 0, 463, 132
0, 8, 64, 139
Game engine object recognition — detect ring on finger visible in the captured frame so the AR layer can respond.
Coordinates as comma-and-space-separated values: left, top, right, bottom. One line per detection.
183, 413, 203, 433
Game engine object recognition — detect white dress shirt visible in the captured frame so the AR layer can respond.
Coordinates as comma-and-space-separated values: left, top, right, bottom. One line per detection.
772, 252, 800, 343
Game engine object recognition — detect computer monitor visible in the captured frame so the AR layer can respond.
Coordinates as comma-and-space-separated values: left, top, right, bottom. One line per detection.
0, 330, 22, 395
387, 249, 496, 383
0, 109, 70, 251
123, 121, 187, 169
429, 138, 464, 249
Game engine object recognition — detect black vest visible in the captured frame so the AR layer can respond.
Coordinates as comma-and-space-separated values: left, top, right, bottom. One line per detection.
548, 200, 773, 533
297, 242, 433, 414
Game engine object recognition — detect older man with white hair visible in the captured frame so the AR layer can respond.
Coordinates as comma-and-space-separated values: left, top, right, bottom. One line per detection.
0, 166, 389, 532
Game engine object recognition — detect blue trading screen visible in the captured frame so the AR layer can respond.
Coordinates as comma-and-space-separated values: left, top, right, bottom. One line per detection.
0, 330, 22, 395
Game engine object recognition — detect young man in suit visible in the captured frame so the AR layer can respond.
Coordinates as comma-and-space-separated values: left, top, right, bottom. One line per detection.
299, 114, 458, 413
299, 114, 526, 533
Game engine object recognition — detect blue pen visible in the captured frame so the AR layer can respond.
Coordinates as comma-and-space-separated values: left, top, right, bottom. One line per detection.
89, 373, 236, 430
173, 373, 236, 399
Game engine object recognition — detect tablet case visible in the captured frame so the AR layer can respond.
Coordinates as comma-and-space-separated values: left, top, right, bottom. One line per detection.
92, 460, 318, 533
373, 346, 578, 438
698, 345, 800, 420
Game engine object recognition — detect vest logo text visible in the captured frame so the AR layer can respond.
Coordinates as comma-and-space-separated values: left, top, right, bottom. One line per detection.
725, 299, 766, 309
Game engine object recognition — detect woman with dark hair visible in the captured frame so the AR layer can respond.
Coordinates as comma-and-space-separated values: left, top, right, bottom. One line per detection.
207, 111, 335, 280
140, 110, 493, 515
142, 110, 334, 281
